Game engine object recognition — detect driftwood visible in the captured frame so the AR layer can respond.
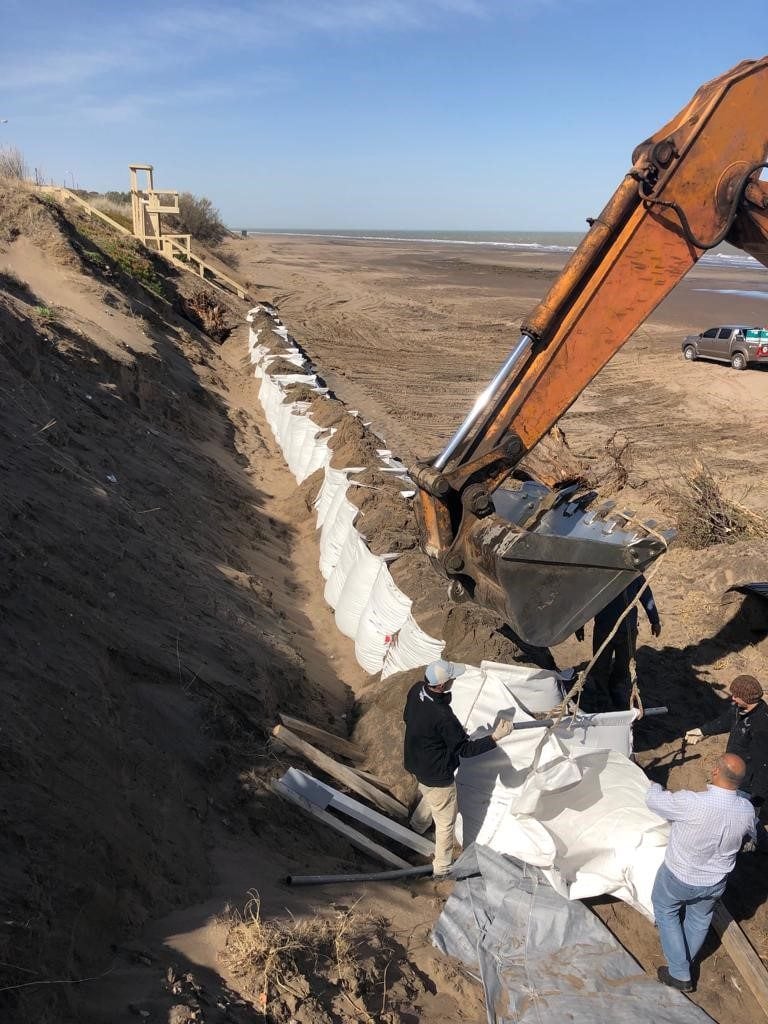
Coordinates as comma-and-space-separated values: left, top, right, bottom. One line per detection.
518, 425, 588, 488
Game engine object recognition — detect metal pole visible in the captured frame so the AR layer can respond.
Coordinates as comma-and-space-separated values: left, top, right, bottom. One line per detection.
433, 334, 533, 470
511, 706, 669, 730
285, 864, 434, 886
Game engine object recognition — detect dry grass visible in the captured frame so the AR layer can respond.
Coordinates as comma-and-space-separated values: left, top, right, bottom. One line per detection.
0, 145, 28, 181
601, 430, 635, 491
89, 196, 133, 231
221, 891, 382, 1020
666, 461, 768, 549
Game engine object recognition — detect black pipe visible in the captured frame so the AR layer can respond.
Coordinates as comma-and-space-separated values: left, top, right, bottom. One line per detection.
285, 864, 434, 886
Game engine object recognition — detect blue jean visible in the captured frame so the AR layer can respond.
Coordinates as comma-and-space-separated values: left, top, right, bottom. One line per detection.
651, 862, 726, 982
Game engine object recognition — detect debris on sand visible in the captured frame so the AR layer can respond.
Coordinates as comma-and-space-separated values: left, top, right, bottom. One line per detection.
667, 460, 768, 549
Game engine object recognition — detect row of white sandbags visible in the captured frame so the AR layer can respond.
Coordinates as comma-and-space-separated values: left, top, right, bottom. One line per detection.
244, 309, 668, 915
245, 308, 445, 677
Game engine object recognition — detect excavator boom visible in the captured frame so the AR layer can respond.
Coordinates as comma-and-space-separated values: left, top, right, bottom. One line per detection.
414, 56, 768, 647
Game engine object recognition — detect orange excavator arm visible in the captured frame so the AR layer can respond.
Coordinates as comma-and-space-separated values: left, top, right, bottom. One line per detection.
413, 56, 768, 647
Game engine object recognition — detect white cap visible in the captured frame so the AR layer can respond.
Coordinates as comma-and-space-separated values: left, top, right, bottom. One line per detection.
425, 660, 466, 687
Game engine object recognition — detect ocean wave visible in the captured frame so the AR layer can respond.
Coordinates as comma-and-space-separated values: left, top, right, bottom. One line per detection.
246, 229, 764, 268
246, 229, 577, 253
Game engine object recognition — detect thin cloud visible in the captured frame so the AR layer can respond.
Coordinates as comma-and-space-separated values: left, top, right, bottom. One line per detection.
0, 1, 550, 93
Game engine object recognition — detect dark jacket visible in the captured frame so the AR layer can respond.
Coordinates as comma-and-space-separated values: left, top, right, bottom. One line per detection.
403, 681, 496, 787
702, 699, 768, 802
594, 575, 660, 636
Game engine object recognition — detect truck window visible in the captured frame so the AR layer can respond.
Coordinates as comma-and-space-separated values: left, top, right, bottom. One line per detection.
717, 328, 732, 339
702, 328, 718, 338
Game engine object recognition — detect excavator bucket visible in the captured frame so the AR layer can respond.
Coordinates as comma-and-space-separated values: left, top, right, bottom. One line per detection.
459, 481, 672, 647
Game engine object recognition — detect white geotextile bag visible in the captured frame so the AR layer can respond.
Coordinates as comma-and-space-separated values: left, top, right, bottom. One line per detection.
277, 401, 311, 456
480, 660, 563, 715
257, 373, 280, 422
353, 564, 413, 674
334, 538, 384, 638
285, 412, 318, 477
315, 466, 349, 527
447, 669, 668, 916
381, 613, 445, 678
324, 527, 361, 608
319, 496, 358, 580
297, 427, 332, 483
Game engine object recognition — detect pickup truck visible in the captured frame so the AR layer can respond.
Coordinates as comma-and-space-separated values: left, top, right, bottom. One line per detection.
681, 325, 768, 370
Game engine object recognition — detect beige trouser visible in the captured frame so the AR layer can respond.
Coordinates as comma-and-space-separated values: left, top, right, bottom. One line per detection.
410, 782, 458, 875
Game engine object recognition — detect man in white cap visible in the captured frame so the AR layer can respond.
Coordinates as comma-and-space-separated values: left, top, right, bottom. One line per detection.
403, 659, 512, 877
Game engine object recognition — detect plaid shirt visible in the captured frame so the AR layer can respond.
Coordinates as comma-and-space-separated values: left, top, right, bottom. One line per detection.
647, 782, 756, 886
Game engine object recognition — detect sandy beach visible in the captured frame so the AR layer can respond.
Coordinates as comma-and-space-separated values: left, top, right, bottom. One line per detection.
230, 232, 768, 509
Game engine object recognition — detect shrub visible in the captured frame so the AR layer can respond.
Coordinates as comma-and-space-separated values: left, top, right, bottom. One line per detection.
175, 192, 227, 246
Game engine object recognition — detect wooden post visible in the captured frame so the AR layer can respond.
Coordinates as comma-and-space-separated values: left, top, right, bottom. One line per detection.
712, 901, 768, 1018
272, 725, 408, 820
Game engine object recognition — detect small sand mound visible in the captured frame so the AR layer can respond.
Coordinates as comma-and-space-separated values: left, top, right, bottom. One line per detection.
297, 467, 325, 511
345, 469, 419, 553
307, 394, 346, 428
266, 356, 307, 376
281, 381, 318, 403
328, 413, 382, 468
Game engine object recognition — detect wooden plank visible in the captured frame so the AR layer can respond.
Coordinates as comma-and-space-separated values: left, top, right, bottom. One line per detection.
270, 780, 410, 870
350, 765, 399, 793
281, 768, 435, 857
278, 713, 365, 763
712, 901, 768, 1018
272, 725, 408, 820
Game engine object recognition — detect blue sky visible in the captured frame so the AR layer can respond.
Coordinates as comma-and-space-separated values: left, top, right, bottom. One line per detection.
1, 1, 765, 229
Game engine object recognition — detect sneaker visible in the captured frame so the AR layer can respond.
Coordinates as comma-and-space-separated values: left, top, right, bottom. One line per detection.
657, 966, 693, 993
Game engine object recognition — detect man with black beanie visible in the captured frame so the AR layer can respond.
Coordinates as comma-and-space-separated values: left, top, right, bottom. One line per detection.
686, 674, 768, 822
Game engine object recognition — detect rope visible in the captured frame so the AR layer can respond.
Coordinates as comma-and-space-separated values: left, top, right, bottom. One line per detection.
550, 512, 669, 731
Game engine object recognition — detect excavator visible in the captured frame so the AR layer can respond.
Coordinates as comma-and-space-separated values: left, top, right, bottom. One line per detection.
412, 56, 768, 648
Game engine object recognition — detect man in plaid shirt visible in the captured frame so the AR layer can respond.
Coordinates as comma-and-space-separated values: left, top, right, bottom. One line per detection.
646, 753, 756, 992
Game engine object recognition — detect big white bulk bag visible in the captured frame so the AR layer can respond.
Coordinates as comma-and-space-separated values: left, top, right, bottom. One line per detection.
296, 426, 333, 483
315, 466, 349, 527
285, 413, 322, 479
381, 613, 445, 678
324, 527, 361, 609
334, 539, 384, 638
480, 660, 563, 715
319, 495, 358, 580
353, 565, 413, 674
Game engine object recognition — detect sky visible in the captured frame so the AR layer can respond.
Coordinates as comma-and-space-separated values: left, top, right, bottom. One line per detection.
1, 0, 766, 230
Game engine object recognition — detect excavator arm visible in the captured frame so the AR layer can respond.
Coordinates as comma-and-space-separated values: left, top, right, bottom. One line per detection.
413, 56, 768, 647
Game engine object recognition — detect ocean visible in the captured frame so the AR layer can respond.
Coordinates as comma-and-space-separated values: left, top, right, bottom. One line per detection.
244, 227, 761, 272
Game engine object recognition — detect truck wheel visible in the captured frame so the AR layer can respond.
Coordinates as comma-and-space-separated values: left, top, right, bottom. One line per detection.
731, 351, 747, 370
683, 345, 696, 361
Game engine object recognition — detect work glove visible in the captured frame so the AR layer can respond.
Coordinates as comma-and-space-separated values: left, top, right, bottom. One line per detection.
575, 626, 585, 642
684, 728, 704, 745
651, 621, 662, 638
491, 718, 513, 742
